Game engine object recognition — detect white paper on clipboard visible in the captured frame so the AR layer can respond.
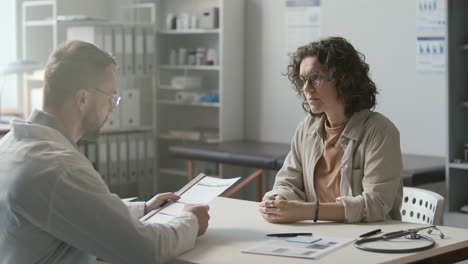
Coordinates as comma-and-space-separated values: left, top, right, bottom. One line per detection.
141, 174, 240, 224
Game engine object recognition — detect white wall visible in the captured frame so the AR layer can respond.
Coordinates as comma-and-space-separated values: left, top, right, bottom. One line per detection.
245, 0, 446, 156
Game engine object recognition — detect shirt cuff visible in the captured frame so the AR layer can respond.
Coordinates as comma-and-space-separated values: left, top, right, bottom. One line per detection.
264, 189, 300, 201
125, 201, 146, 218
336, 196, 363, 223
169, 211, 199, 255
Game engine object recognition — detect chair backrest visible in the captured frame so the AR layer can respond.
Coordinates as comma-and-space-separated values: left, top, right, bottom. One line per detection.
401, 187, 444, 225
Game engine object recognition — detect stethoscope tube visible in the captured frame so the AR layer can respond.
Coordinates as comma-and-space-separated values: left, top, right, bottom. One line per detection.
353, 225, 442, 254
354, 234, 435, 253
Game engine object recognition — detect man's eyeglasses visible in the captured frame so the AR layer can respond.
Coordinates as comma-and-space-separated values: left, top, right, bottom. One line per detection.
93, 88, 121, 110
293, 73, 323, 89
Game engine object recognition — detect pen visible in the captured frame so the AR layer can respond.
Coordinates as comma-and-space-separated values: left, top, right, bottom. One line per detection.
359, 229, 382, 238
266, 233, 313, 237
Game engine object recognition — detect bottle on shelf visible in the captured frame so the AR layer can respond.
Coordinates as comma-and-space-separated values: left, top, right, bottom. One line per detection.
196, 48, 206, 65
190, 14, 199, 29
176, 13, 190, 31
169, 49, 177, 65
188, 50, 196, 65
206, 48, 217, 65
178, 48, 187, 65
166, 13, 176, 30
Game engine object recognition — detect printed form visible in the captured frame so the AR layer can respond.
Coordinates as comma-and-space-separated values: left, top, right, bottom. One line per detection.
142, 174, 240, 224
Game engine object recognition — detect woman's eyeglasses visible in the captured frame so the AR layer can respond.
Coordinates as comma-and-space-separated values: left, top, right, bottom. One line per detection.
293, 73, 323, 89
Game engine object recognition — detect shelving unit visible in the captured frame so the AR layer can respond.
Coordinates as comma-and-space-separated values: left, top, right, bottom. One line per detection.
20, 0, 56, 115
159, 168, 187, 177
18, 0, 245, 196
158, 100, 220, 107
446, 0, 468, 222
159, 64, 220, 71
19, 0, 158, 199
159, 29, 220, 34
448, 163, 468, 170
154, 0, 245, 192
158, 84, 201, 90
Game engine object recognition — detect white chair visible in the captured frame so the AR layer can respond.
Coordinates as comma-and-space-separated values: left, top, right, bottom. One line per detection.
401, 187, 444, 225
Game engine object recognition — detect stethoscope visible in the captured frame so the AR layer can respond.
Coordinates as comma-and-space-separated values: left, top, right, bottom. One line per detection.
354, 225, 445, 253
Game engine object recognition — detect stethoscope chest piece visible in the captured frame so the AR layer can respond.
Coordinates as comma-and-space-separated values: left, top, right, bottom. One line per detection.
406, 232, 421, 239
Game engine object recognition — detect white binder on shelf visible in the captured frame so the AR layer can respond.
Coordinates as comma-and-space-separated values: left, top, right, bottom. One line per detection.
145, 132, 155, 194
134, 27, 145, 75
78, 143, 86, 156
144, 28, 155, 73
128, 134, 138, 184
114, 26, 125, 76
108, 135, 119, 187
120, 89, 140, 128
118, 134, 129, 193
66, 26, 104, 48
98, 138, 109, 184
87, 142, 97, 170
124, 27, 134, 75
103, 104, 121, 130
137, 134, 147, 194
103, 26, 114, 57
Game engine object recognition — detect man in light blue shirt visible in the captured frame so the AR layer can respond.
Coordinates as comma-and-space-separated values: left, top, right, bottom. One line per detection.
0, 40, 209, 264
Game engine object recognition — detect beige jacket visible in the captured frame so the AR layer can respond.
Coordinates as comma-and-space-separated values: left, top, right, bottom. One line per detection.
265, 110, 403, 223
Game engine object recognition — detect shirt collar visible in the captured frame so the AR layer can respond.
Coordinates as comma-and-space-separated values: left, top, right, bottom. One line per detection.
27, 109, 78, 149
306, 114, 326, 139
306, 109, 371, 141
341, 109, 371, 141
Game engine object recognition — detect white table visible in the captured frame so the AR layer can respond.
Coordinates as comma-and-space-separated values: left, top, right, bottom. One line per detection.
178, 197, 468, 264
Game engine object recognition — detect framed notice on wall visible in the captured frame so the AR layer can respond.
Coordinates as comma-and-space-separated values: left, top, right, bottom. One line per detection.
415, 0, 446, 75
285, 0, 321, 53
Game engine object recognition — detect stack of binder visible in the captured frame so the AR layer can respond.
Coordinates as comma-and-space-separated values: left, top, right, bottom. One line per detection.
77, 131, 155, 198
66, 24, 156, 131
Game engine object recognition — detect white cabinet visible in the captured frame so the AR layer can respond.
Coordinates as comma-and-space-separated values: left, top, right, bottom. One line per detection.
154, 0, 245, 191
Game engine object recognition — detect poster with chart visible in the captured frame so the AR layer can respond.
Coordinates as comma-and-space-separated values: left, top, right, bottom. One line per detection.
415, 0, 446, 74
285, 0, 321, 53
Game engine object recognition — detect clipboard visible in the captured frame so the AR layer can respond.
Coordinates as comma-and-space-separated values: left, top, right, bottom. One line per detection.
140, 173, 240, 223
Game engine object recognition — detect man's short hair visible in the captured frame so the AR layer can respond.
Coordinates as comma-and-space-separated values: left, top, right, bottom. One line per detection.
43, 40, 116, 108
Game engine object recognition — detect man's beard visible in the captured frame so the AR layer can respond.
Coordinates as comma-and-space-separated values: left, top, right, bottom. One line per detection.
81, 111, 107, 141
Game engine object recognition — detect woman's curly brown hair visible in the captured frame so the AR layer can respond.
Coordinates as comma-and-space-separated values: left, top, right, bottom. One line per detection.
287, 37, 378, 117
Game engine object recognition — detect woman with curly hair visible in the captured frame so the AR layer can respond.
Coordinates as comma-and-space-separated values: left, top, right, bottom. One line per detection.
259, 37, 402, 223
